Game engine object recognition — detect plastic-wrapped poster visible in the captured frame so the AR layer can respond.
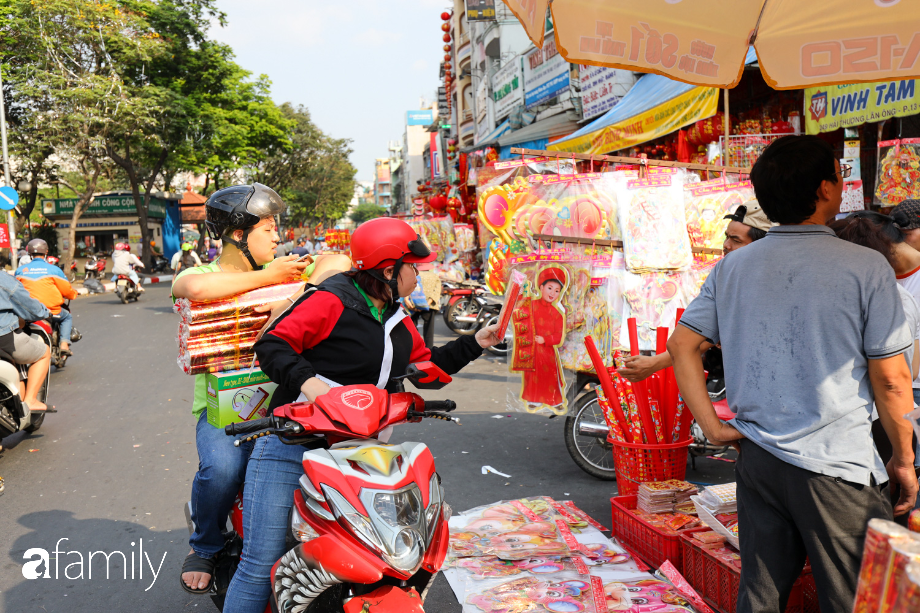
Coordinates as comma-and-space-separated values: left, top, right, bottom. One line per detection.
506, 252, 591, 415
841, 180, 866, 213
875, 139, 920, 205
684, 179, 753, 260
521, 173, 622, 248
559, 254, 625, 372
448, 500, 575, 560
621, 271, 687, 352
465, 573, 611, 613
456, 224, 477, 253
615, 169, 694, 273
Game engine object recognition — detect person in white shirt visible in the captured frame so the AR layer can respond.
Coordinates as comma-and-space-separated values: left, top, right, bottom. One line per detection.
111, 243, 145, 292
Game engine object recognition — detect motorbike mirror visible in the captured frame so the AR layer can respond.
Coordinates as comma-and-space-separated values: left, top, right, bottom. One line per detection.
402, 362, 451, 390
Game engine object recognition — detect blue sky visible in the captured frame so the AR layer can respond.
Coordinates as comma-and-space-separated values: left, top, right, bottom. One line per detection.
211, 0, 451, 182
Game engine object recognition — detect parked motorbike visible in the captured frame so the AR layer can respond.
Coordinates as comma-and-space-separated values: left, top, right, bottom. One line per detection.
439, 281, 484, 327
444, 291, 502, 336
69, 259, 78, 281
0, 321, 52, 438
185, 362, 457, 612
51, 301, 80, 369
563, 373, 731, 480
83, 253, 107, 280
115, 266, 142, 303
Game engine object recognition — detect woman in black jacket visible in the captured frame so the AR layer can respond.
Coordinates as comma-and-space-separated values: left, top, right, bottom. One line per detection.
224, 217, 500, 613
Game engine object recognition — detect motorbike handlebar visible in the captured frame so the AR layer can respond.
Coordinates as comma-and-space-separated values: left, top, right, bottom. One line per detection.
225, 417, 274, 436
423, 400, 456, 412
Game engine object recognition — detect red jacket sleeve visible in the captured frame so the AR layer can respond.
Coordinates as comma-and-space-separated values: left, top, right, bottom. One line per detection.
405, 318, 433, 364
255, 291, 344, 393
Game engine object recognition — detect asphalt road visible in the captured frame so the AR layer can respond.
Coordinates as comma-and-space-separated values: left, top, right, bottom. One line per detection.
0, 284, 734, 612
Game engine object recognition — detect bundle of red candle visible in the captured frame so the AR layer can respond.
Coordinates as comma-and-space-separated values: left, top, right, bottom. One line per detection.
174, 281, 303, 375
584, 309, 692, 445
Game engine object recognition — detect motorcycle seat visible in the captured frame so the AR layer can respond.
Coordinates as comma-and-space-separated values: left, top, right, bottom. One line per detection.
116, 274, 130, 280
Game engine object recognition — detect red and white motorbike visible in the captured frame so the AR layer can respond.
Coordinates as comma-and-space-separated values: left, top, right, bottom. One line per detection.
195, 362, 458, 613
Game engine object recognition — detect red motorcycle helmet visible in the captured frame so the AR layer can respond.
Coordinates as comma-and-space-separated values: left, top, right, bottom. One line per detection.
114, 242, 129, 251
350, 218, 436, 271
46, 255, 60, 266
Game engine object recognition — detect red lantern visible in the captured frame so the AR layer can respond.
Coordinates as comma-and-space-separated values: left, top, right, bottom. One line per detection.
444, 54, 450, 61
442, 33, 451, 43
440, 11, 451, 20
441, 23, 450, 32
429, 194, 448, 211
443, 44, 451, 52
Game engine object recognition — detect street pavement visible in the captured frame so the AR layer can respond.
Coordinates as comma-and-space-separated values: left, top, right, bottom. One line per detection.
0, 284, 735, 612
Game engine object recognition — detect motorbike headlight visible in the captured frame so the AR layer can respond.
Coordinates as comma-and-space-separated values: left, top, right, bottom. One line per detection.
424, 473, 443, 544
386, 528, 424, 573
372, 488, 421, 529
321, 484, 387, 554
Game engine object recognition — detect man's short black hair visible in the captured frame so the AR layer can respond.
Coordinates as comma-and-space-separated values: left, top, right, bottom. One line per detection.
298, 237, 306, 244
750, 135, 838, 225
747, 226, 767, 242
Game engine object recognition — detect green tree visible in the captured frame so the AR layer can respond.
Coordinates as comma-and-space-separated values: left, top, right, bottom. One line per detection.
1, 0, 157, 269
349, 202, 386, 226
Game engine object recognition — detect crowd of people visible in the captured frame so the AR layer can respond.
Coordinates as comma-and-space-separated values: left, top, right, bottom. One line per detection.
165, 135, 920, 612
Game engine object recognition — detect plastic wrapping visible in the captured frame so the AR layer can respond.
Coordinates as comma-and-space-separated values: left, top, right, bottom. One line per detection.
615, 169, 694, 273
621, 271, 688, 352
173, 281, 303, 324
875, 138, 920, 206
448, 499, 575, 560
853, 518, 915, 613
178, 350, 257, 376
880, 541, 920, 613
523, 173, 621, 247
180, 314, 269, 339
892, 561, 920, 613
684, 179, 753, 261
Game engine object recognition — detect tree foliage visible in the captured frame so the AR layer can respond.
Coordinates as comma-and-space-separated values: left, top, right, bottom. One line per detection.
1, 0, 357, 265
349, 202, 386, 226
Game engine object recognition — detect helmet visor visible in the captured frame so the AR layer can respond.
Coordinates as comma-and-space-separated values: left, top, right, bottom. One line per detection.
402, 235, 437, 264
248, 183, 286, 219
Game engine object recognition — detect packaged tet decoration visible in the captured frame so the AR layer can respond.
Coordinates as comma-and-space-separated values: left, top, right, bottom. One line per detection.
683, 179, 753, 257
449, 500, 575, 560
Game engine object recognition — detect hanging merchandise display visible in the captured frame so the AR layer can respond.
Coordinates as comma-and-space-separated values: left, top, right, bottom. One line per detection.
522, 173, 621, 250
875, 139, 920, 206
559, 255, 625, 373
614, 169, 694, 273
683, 179, 754, 259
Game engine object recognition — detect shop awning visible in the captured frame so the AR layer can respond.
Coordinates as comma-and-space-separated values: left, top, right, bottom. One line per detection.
548, 48, 759, 156
497, 111, 582, 159
548, 75, 718, 155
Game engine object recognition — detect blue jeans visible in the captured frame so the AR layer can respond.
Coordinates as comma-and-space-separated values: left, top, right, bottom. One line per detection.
189, 412, 254, 558
913, 388, 920, 406
54, 309, 72, 344
224, 435, 307, 613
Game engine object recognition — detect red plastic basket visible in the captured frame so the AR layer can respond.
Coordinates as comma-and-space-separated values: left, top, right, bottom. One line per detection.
611, 495, 697, 572
679, 528, 811, 613
610, 438, 692, 495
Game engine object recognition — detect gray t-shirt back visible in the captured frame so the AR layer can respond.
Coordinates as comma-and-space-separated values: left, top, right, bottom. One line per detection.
680, 225, 911, 486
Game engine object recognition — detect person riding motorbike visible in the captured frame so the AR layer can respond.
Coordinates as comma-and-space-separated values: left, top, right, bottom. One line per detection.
0, 271, 53, 413
15, 239, 78, 358
173, 183, 351, 595
219, 217, 501, 613
111, 242, 146, 293
172, 242, 202, 274
617, 200, 774, 384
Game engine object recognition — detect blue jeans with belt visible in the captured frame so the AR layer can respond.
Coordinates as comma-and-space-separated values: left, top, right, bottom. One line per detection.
223, 435, 307, 613
54, 308, 72, 343
189, 412, 254, 559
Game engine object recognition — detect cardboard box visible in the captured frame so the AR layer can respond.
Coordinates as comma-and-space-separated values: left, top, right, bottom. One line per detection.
206, 368, 278, 429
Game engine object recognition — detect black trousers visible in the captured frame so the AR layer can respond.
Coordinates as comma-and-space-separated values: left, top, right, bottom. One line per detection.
411, 310, 435, 349
735, 439, 892, 613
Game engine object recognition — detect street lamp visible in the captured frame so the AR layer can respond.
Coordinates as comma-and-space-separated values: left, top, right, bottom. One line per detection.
17, 180, 31, 193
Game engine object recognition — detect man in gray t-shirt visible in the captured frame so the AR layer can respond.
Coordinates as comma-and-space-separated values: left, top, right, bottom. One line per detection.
669, 135, 918, 613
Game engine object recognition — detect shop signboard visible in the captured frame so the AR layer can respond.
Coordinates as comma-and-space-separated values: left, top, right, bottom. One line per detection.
42, 195, 167, 218
579, 66, 636, 121
465, 0, 495, 21
805, 79, 920, 135
492, 58, 523, 122
407, 110, 434, 126
548, 86, 718, 155
523, 31, 570, 109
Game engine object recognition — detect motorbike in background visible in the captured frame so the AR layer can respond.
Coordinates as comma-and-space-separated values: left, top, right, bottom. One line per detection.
152, 254, 171, 274
115, 265, 142, 304
51, 301, 80, 369
83, 253, 107, 280
439, 281, 484, 326
0, 321, 52, 438
187, 363, 458, 612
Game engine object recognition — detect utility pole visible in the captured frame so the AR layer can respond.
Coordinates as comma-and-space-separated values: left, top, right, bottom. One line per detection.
0, 65, 17, 269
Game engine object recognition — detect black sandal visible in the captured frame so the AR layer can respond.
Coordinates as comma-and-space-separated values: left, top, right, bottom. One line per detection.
180, 552, 215, 594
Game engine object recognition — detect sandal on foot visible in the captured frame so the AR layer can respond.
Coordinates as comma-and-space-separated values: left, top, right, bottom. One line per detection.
180, 552, 215, 594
